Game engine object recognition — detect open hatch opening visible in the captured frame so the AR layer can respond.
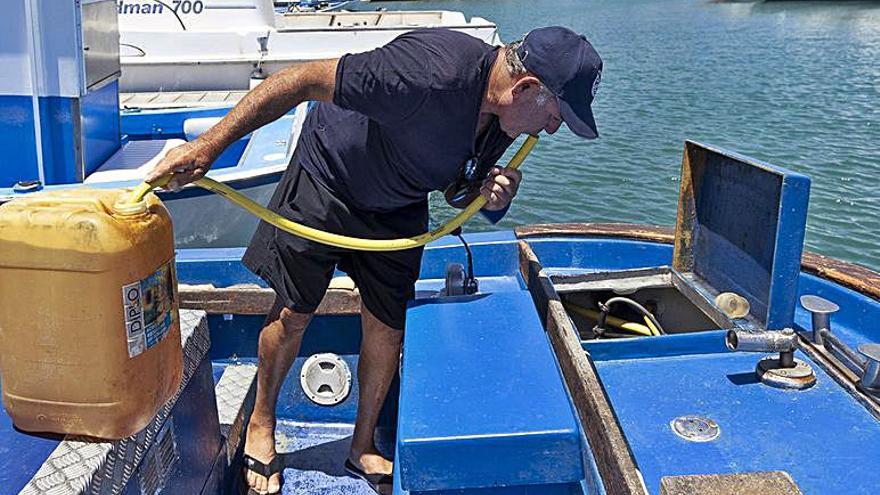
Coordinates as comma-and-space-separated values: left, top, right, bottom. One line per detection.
552, 267, 733, 340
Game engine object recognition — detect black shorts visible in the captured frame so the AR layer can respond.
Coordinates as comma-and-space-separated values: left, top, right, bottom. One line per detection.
242, 160, 428, 331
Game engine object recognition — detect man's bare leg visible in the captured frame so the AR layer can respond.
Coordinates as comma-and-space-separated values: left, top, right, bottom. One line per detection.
348, 303, 402, 479
245, 299, 312, 494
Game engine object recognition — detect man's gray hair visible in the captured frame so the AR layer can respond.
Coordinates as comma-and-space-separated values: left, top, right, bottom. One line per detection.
504, 40, 528, 77
504, 40, 555, 106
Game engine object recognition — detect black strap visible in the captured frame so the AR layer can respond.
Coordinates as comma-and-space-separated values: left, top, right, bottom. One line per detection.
243, 454, 283, 478
344, 459, 393, 491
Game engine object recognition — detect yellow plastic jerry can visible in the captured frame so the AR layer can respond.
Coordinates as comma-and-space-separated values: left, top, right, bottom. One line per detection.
0, 189, 182, 439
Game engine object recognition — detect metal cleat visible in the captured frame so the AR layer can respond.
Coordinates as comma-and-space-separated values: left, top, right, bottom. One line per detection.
800, 295, 840, 346
859, 344, 880, 394
800, 295, 880, 396
726, 328, 816, 390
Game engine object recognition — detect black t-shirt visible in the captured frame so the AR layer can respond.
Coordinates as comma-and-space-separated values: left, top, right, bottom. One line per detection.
294, 28, 515, 213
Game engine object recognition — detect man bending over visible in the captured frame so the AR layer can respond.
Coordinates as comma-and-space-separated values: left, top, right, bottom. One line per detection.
148, 26, 602, 495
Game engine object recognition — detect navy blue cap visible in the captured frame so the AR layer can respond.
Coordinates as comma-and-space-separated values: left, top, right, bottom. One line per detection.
516, 27, 602, 139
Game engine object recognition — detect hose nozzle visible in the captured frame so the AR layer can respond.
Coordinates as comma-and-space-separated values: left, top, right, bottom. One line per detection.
126, 175, 172, 205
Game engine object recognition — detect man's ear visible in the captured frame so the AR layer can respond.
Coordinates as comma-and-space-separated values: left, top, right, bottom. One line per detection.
511, 76, 543, 99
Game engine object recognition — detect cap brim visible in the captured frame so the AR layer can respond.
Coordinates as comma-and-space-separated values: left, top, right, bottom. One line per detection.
560, 99, 598, 139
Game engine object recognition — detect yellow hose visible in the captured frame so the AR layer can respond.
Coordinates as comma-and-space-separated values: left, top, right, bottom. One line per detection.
563, 302, 653, 337
127, 136, 538, 252
643, 315, 660, 336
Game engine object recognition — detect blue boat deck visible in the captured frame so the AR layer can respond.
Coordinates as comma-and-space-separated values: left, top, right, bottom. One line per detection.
4, 230, 880, 494
178, 231, 880, 495
274, 422, 395, 495
201, 232, 590, 494
209, 311, 397, 494
588, 333, 880, 495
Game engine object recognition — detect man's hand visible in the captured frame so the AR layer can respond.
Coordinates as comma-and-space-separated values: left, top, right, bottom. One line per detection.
145, 139, 221, 191
480, 167, 522, 211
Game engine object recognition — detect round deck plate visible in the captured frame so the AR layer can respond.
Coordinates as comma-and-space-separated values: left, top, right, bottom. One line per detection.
300, 353, 352, 406
671, 416, 720, 442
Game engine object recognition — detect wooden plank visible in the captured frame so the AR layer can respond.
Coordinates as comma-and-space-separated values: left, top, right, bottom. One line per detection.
801, 251, 880, 302
514, 223, 880, 302
178, 284, 360, 316
660, 472, 802, 495
515, 223, 674, 243
672, 143, 701, 272
518, 241, 647, 495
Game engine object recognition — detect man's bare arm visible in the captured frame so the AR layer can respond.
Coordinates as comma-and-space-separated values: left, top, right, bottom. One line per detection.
145, 59, 338, 189
197, 59, 337, 151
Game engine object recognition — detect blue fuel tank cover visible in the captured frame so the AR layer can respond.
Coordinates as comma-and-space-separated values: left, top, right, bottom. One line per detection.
398, 292, 582, 492
673, 141, 810, 330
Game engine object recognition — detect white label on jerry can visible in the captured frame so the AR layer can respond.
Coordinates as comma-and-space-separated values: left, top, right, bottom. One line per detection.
122, 261, 175, 358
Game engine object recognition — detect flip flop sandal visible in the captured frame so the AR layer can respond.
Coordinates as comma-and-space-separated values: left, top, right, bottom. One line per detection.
243, 454, 284, 495
344, 458, 394, 495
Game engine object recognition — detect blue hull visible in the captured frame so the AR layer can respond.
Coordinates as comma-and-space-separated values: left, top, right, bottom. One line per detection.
3, 228, 880, 494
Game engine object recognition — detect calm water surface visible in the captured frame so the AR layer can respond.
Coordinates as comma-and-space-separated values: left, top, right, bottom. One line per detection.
366, 0, 880, 270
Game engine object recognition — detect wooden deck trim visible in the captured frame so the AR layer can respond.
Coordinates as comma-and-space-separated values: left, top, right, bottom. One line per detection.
659, 471, 803, 495
178, 284, 360, 316
515, 223, 675, 244
800, 251, 880, 303
515, 223, 880, 301
518, 240, 647, 495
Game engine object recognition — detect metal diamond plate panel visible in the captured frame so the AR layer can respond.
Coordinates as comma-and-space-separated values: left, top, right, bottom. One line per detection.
19, 310, 210, 495
215, 364, 257, 464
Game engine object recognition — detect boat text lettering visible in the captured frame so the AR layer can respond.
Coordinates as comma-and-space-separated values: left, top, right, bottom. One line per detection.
118, 0, 204, 15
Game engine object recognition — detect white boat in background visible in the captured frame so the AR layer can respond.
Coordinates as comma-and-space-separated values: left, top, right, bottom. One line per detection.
106, 0, 501, 248
2, 0, 313, 249
118, 0, 501, 93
